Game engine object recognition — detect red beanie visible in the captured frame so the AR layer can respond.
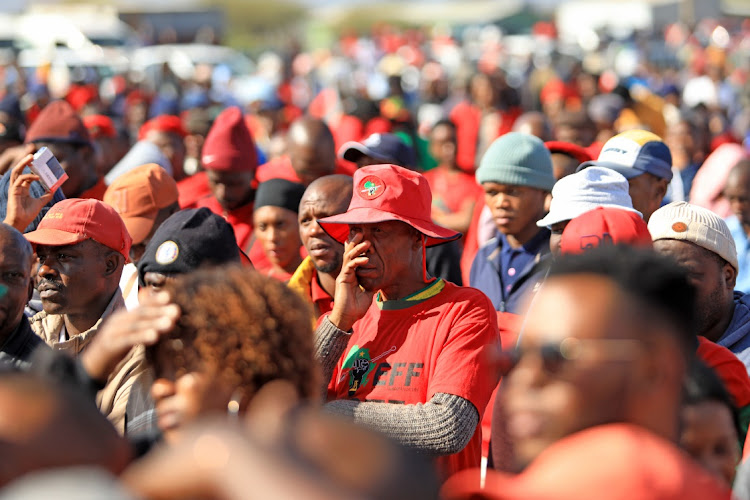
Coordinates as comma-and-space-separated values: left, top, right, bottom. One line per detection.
201, 107, 258, 174
25, 100, 91, 146
138, 115, 187, 141
560, 207, 652, 255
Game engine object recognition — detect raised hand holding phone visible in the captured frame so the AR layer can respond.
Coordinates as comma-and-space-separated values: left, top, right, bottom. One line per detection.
328, 232, 376, 332
3, 153, 56, 232
30, 147, 68, 192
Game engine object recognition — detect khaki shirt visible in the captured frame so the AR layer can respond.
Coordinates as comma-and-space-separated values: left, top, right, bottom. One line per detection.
30, 291, 146, 434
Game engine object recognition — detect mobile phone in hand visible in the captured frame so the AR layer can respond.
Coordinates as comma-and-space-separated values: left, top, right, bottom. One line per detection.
30, 147, 68, 192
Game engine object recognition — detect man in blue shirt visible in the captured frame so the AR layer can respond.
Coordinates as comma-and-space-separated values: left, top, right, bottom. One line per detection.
469, 133, 555, 314
723, 159, 750, 293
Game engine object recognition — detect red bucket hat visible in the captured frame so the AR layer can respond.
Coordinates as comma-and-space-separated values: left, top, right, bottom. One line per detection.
560, 206, 652, 255
317, 164, 461, 247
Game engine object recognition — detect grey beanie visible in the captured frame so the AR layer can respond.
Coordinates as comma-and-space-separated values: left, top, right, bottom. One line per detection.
475, 132, 555, 191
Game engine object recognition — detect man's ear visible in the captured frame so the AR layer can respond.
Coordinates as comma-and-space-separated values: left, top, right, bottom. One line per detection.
104, 252, 124, 277
411, 229, 424, 251
651, 176, 669, 205
654, 177, 669, 201
724, 262, 738, 290
26, 254, 35, 301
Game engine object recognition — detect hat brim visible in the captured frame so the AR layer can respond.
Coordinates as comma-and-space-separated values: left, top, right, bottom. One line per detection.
339, 142, 393, 164
318, 207, 461, 247
24, 228, 88, 247
120, 213, 158, 245
576, 161, 645, 180
537, 204, 642, 228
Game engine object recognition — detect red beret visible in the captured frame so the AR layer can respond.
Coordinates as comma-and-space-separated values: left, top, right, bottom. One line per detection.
25, 100, 91, 146
138, 115, 187, 141
201, 107, 258, 174
545, 141, 594, 164
83, 114, 117, 139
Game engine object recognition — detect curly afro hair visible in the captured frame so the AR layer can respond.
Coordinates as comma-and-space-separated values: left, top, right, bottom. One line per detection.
147, 265, 319, 406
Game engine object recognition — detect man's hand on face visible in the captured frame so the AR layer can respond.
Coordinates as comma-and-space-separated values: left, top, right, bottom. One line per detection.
328, 232, 375, 332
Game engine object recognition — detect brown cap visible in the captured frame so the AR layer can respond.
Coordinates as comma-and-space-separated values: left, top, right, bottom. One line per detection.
103, 164, 178, 244
25, 100, 92, 146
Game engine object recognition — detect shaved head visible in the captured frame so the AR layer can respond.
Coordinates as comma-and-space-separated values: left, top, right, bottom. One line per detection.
298, 175, 353, 275
727, 159, 750, 184
725, 159, 750, 228
301, 175, 353, 214
287, 118, 336, 186
288, 117, 335, 148
0, 223, 34, 341
0, 224, 33, 264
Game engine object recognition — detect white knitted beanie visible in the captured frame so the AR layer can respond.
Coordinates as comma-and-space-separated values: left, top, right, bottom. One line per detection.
648, 201, 738, 270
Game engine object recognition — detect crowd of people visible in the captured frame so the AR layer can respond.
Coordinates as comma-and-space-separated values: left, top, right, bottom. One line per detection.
0, 12, 749, 499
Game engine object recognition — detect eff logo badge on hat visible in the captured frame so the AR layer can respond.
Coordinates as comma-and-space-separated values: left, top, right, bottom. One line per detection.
358, 175, 386, 200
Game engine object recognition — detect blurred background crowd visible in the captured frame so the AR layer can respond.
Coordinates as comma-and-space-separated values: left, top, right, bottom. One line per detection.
0, 0, 748, 192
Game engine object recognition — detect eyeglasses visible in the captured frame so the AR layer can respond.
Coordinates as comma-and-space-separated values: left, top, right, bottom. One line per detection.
496, 337, 643, 377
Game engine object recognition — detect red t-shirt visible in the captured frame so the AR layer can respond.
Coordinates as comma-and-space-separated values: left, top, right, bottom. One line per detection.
177, 171, 211, 209
423, 166, 483, 215
194, 195, 255, 250
327, 280, 500, 479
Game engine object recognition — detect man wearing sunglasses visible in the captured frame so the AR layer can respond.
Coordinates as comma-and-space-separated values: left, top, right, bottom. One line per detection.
445, 246, 729, 498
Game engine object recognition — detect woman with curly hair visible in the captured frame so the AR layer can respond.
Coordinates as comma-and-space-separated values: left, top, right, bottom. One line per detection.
144, 265, 319, 442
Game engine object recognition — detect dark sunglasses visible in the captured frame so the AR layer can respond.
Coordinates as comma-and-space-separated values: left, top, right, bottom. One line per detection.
496, 338, 643, 377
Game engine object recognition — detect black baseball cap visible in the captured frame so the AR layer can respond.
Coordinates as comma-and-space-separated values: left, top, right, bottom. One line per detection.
338, 133, 417, 168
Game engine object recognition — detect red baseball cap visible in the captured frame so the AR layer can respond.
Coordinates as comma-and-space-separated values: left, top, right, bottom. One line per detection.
83, 114, 117, 139
560, 207, 652, 255
25, 100, 92, 147
138, 115, 187, 141
317, 164, 461, 247
201, 107, 258, 174
545, 141, 593, 164
25, 199, 132, 259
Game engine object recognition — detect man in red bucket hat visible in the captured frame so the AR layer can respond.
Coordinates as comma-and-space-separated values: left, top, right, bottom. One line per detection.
315, 163, 500, 480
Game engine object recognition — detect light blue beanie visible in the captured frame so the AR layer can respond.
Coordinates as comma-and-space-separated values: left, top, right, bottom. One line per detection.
475, 132, 555, 191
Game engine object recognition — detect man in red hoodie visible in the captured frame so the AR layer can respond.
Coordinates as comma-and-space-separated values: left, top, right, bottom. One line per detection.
193, 107, 258, 250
